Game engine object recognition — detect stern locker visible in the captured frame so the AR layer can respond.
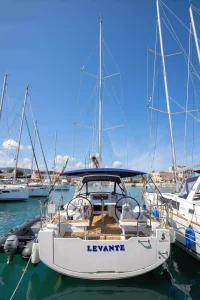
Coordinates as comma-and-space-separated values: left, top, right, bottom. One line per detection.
53, 237, 158, 273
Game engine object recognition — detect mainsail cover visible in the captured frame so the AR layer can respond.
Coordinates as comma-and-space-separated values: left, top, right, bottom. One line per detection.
179, 176, 199, 199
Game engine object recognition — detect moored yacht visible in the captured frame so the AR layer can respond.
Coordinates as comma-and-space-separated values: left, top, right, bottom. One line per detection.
54, 179, 69, 191
35, 17, 173, 279
144, 175, 200, 260
0, 183, 29, 201
0, 86, 29, 201
38, 168, 172, 280
144, 0, 200, 261
28, 182, 51, 197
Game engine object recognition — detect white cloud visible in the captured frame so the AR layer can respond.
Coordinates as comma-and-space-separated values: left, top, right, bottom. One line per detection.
0, 151, 6, 159
22, 158, 31, 168
26, 145, 32, 150
75, 162, 85, 169
2, 139, 24, 150
55, 155, 75, 164
112, 161, 123, 168
0, 158, 15, 167
56, 155, 64, 164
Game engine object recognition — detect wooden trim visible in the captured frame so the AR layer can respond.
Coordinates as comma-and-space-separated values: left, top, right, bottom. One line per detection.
172, 212, 200, 227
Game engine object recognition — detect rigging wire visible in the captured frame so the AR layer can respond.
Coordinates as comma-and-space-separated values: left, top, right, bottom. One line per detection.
72, 124, 76, 167
103, 39, 125, 107
191, 36, 195, 165
103, 38, 136, 164
75, 85, 97, 124
160, 3, 200, 164
103, 63, 136, 149
92, 48, 100, 155
148, 22, 158, 172
194, 20, 200, 31
160, 0, 200, 44
147, 19, 158, 106
107, 129, 116, 162
192, 80, 195, 164
4, 89, 11, 141
30, 125, 36, 175
92, 78, 98, 154
126, 128, 129, 168
28, 95, 53, 166
183, 22, 192, 166
82, 40, 98, 71
160, 2, 200, 80
103, 63, 129, 166
85, 129, 94, 166
25, 114, 41, 181
189, 72, 200, 119
77, 71, 83, 106
192, 5, 200, 16
151, 57, 160, 172
170, 96, 200, 124
103, 133, 114, 164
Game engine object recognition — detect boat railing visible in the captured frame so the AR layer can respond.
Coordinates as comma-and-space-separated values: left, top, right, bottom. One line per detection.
146, 199, 173, 227
62, 232, 152, 239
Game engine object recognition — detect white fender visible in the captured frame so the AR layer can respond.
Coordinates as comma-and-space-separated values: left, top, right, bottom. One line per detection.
31, 242, 40, 265
170, 228, 176, 243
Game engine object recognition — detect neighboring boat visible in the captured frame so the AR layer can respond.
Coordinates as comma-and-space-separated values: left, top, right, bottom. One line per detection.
144, 175, 200, 261
144, 1, 200, 260
27, 182, 51, 197
0, 84, 29, 201
0, 184, 29, 201
36, 18, 173, 280
54, 179, 69, 191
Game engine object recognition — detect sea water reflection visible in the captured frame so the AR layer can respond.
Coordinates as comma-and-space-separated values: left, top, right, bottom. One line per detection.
0, 187, 200, 299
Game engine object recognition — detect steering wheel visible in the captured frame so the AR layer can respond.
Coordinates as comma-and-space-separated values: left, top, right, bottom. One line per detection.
66, 194, 93, 220
115, 195, 140, 220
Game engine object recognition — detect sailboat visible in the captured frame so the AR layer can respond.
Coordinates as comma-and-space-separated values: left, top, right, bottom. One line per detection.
144, 1, 200, 261
0, 82, 29, 201
35, 18, 173, 280
27, 119, 52, 197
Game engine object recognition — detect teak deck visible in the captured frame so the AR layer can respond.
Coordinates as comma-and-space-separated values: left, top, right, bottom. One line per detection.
64, 214, 122, 240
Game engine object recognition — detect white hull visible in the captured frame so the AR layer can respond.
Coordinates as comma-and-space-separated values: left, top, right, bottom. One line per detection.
54, 184, 69, 191
28, 186, 51, 197
144, 193, 200, 261
0, 186, 29, 201
39, 228, 170, 280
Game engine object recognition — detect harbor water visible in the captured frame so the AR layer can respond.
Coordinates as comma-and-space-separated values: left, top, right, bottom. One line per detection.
0, 187, 200, 300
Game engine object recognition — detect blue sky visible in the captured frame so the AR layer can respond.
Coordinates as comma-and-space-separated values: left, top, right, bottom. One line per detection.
0, 0, 200, 173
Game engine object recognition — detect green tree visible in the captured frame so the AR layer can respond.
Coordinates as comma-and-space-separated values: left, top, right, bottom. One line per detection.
8, 168, 24, 177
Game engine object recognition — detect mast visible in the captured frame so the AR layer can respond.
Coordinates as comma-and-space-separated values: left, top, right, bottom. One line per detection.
14, 85, 28, 183
0, 74, 7, 120
25, 115, 42, 182
34, 120, 51, 183
30, 124, 37, 176
156, 0, 178, 189
53, 130, 57, 180
189, 5, 200, 65
98, 17, 103, 161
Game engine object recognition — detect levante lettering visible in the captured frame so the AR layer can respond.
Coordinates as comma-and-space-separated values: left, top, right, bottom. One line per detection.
87, 245, 125, 252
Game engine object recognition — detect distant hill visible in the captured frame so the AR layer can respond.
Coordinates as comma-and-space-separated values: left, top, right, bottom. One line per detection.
0, 167, 32, 174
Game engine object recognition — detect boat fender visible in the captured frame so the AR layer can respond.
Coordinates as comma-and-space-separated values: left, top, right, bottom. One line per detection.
4, 235, 19, 264
152, 207, 159, 218
21, 241, 33, 261
185, 225, 195, 249
31, 240, 40, 266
